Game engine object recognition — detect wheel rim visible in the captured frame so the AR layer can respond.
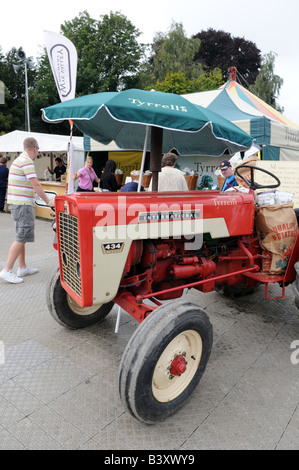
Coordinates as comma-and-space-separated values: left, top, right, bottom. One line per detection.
66, 294, 101, 316
152, 329, 202, 403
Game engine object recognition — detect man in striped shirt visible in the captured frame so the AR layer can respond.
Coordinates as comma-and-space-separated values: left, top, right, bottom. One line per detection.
0, 137, 55, 284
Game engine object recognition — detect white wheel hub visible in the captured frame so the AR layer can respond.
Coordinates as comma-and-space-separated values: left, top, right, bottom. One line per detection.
152, 329, 202, 402
66, 294, 102, 316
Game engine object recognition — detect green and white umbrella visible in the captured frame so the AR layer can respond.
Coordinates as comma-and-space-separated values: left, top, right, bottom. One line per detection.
42, 88, 253, 189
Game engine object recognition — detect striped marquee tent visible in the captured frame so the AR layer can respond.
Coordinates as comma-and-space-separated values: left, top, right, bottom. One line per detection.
183, 68, 299, 161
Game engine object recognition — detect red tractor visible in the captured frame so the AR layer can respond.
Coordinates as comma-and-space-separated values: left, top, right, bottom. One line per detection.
47, 165, 299, 424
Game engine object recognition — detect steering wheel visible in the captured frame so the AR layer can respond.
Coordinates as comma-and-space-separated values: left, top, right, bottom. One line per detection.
235, 164, 280, 190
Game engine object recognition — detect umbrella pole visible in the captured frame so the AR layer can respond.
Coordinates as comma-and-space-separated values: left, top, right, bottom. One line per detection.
137, 125, 149, 192
150, 126, 163, 192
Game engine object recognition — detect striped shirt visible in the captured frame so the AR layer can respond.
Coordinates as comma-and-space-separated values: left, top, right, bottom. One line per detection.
7, 152, 37, 206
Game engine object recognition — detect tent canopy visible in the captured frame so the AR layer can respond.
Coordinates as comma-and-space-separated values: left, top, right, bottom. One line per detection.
0, 130, 83, 152
183, 75, 299, 161
0, 130, 84, 180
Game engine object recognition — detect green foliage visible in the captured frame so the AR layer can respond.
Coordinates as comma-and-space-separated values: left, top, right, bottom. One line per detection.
149, 69, 224, 94
252, 52, 284, 112
149, 22, 202, 83
0, 13, 285, 135
0, 10, 146, 134
61, 10, 145, 94
198, 175, 214, 190
145, 23, 224, 93
0, 47, 37, 133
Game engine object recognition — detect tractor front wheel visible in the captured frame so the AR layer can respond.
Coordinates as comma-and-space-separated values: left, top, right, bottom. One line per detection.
46, 269, 114, 329
118, 300, 213, 424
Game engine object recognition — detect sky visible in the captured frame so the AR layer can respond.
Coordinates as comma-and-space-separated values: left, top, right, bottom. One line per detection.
1, 0, 299, 125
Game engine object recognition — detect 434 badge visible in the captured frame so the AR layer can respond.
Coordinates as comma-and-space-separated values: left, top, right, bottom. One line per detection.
101, 242, 124, 254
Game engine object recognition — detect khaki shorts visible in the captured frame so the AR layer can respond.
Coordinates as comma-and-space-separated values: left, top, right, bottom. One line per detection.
10, 205, 35, 243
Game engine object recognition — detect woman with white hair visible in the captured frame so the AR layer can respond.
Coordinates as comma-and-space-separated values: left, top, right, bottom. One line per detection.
149, 153, 189, 192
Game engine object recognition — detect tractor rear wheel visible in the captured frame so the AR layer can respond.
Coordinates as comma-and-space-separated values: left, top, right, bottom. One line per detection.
118, 300, 213, 424
47, 268, 114, 329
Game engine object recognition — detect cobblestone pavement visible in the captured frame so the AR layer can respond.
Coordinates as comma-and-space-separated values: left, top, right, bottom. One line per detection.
0, 213, 298, 450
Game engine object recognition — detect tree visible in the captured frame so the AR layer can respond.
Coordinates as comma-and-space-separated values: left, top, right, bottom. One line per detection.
0, 16, 284, 134
145, 23, 224, 94
0, 47, 37, 134
61, 10, 146, 94
149, 69, 223, 94
1, 10, 147, 134
149, 22, 202, 83
252, 51, 284, 112
193, 29, 261, 84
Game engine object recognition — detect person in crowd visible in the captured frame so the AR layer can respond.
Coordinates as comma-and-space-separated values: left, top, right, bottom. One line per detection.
149, 153, 189, 191
219, 159, 238, 192
0, 138, 54, 284
47, 157, 66, 181
73, 156, 100, 192
121, 170, 144, 192
99, 160, 121, 192
0, 156, 9, 212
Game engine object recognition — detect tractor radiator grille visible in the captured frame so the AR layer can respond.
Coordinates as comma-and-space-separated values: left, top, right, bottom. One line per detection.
58, 212, 81, 298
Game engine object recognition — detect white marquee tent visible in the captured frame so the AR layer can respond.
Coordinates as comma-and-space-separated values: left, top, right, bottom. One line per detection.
0, 130, 84, 179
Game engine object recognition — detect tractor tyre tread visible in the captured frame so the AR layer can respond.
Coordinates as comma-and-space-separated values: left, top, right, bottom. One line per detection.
118, 300, 213, 424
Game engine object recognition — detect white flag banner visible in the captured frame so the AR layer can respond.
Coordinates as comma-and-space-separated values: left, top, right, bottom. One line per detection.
44, 30, 77, 102
44, 31, 78, 194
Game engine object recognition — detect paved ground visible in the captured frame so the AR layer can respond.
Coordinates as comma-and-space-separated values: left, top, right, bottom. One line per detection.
0, 212, 298, 450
